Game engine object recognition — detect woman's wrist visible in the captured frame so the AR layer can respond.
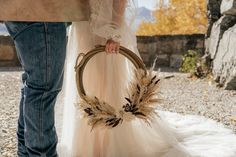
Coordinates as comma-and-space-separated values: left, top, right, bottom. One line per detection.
106, 22, 122, 43
107, 34, 121, 43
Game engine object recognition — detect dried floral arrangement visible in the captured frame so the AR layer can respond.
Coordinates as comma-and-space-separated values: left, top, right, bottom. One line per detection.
75, 67, 161, 130
74, 46, 161, 130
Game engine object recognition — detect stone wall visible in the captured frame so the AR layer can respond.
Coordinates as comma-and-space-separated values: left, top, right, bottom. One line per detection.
206, 0, 236, 90
0, 34, 205, 68
0, 36, 19, 67
137, 34, 205, 68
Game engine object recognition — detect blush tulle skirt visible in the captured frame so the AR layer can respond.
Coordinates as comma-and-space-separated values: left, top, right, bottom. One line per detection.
57, 22, 236, 157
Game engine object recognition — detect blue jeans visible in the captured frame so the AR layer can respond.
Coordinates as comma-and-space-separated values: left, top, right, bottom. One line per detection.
5, 22, 67, 157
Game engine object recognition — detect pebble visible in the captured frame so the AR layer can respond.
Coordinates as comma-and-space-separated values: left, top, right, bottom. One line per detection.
158, 71, 236, 133
0, 69, 236, 156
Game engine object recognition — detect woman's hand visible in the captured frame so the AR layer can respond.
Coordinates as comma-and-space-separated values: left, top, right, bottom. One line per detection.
105, 39, 120, 54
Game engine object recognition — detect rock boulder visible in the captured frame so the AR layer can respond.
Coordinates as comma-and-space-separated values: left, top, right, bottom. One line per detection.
207, 0, 236, 89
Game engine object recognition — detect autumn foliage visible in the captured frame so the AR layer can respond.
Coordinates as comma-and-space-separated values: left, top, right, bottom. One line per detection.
136, 0, 207, 36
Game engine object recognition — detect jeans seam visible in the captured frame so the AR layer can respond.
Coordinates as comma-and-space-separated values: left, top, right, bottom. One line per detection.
39, 23, 48, 154
39, 92, 45, 154
44, 23, 50, 90
39, 93, 43, 135
47, 24, 51, 87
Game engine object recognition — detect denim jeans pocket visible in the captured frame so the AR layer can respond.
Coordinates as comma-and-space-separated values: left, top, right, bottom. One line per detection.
4, 22, 40, 39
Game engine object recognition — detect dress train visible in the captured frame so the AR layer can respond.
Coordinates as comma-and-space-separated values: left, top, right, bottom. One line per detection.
57, 22, 236, 157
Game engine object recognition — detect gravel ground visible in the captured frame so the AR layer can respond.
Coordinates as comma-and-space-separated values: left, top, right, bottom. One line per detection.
0, 68, 236, 156
157, 70, 236, 132
0, 69, 21, 157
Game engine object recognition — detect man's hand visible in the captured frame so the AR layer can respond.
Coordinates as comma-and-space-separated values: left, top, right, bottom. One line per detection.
105, 39, 120, 54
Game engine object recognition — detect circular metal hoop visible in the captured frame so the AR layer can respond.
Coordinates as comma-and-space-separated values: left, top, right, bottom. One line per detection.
74, 45, 146, 100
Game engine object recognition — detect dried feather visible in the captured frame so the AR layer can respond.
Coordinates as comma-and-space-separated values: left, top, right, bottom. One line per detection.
77, 66, 161, 130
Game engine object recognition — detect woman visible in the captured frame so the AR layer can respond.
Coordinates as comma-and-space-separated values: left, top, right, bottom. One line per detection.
58, 0, 236, 156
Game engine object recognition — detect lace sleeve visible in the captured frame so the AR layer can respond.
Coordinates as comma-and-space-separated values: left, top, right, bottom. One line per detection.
89, 0, 136, 43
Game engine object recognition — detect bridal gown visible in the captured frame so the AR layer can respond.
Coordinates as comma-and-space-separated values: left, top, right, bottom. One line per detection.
57, 1, 236, 156
57, 21, 236, 157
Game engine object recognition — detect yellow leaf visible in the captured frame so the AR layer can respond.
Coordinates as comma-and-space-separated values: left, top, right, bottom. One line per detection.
136, 0, 207, 36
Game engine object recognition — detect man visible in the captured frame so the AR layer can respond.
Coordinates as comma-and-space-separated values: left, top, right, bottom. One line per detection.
5, 22, 67, 157
2, 1, 120, 156
1, 0, 89, 154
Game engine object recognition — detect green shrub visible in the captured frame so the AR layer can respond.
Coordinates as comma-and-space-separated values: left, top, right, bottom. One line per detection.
180, 50, 209, 78
180, 50, 199, 73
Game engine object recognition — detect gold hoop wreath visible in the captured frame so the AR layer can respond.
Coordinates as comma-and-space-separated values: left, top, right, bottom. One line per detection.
74, 45, 161, 130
